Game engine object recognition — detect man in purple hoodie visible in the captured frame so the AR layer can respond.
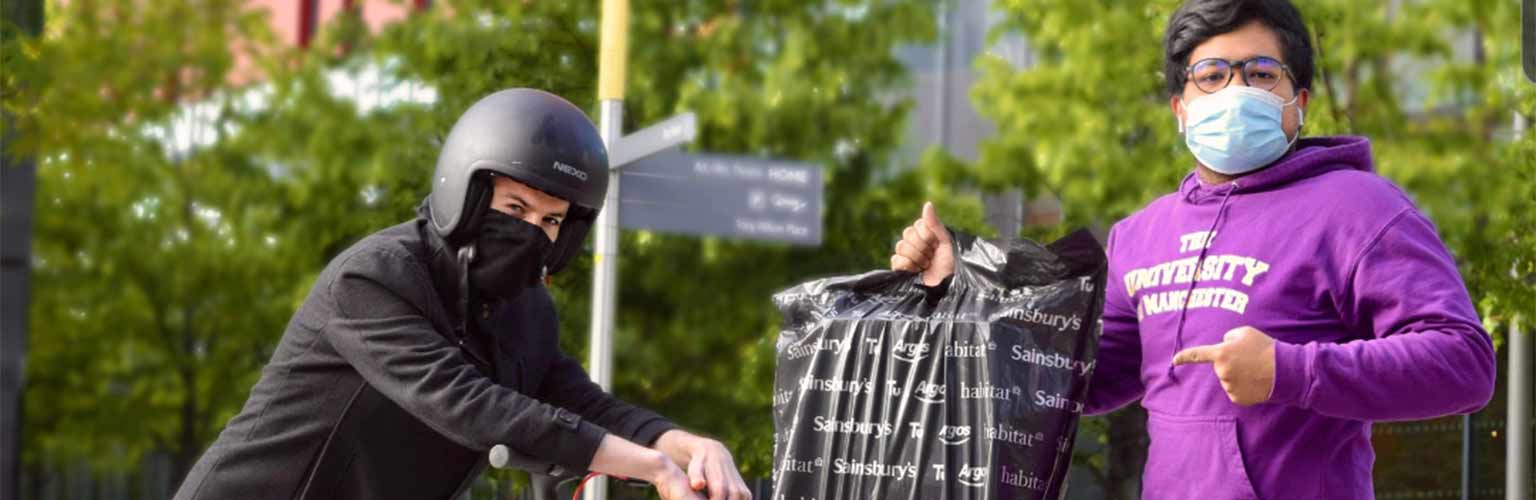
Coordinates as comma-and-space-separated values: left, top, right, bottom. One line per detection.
889, 0, 1497, 498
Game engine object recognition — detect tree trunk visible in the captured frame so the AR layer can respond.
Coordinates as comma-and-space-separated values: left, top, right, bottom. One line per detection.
173, 363, 200, 484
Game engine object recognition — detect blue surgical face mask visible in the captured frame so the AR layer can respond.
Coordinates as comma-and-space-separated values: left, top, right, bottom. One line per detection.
1179, 85, 1303, 175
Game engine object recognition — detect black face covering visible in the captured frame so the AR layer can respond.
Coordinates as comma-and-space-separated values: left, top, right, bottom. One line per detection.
468, 210, 552, 301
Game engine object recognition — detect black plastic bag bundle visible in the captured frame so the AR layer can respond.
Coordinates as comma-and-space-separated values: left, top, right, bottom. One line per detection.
771, 230, 1106, 500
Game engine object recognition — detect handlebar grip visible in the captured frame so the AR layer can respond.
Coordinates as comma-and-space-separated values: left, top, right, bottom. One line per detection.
489, 444, 511, 469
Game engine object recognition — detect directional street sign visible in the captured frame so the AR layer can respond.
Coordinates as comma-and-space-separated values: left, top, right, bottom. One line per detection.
609, 112, 697, 168
618, 149, 823, 245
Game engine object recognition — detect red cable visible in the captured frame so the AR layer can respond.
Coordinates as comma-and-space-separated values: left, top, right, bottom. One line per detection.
571, 472, 631, 500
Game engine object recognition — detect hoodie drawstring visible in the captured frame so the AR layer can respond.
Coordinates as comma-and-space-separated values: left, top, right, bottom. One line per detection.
1167, 181, 1238, 379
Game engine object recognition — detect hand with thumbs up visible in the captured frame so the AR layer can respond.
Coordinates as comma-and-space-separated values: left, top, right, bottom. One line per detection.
1172, 326, 1278, 407
890, 202, 956, 287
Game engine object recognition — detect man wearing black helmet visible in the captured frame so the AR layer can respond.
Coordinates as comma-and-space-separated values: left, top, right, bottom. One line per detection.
174, 89, 749, 500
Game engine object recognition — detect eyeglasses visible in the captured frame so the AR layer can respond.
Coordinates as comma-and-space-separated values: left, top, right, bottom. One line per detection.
1185, 56, 1295, 94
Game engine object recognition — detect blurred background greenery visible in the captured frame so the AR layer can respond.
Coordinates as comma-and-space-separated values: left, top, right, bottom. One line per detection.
1, 0, 1531, 498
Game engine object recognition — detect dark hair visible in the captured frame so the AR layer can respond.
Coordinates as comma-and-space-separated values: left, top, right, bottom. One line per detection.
1163, 0, 1314, 96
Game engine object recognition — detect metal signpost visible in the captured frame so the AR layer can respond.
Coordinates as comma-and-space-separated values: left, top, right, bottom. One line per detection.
588, 3, 628, 499
587, 2, 822, 500
608, 112, 698, 169
1508, 104, 1531, 500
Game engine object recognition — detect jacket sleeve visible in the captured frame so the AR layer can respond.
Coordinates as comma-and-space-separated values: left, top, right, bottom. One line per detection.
323, 247, 606, 473
537, 353, 680, 447
1085, 225, 1146, 415
1267, 209, 1496, 420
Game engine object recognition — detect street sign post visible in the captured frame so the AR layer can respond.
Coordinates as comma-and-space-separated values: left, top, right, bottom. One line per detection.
609, 112, 697, 168
588, 2, 628, 499
619, 150, 822, 245
589, 6, 821, 500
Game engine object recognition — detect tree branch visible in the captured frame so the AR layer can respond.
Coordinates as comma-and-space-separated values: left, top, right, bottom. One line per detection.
1313, 30, 1347, 130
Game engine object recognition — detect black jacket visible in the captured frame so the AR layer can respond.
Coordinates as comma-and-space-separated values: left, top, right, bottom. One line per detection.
174, 215, 675, 500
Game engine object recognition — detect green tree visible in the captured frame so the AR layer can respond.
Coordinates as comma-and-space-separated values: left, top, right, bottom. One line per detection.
8, 0, 952, 495
937, 0, 1534, 496
3, 0, 290, 482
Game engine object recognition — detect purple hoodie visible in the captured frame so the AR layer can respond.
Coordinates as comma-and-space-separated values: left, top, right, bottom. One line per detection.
1085, 136, 1496, 499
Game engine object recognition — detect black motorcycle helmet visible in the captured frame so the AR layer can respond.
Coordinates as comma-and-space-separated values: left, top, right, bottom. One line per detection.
428, 88, 609, 274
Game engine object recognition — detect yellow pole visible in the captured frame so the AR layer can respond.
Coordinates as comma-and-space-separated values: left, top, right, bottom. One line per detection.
598, 0, 629, 101
588, 2, 628, 500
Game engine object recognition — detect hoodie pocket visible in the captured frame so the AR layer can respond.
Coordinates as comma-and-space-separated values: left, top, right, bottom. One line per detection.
1144, 411, 1261, 500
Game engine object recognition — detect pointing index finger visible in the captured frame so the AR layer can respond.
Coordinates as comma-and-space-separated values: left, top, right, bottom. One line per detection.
1172, 344, 1220, 366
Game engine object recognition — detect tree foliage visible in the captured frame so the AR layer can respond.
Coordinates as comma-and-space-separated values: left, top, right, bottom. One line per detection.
6, 0, 1528, 496
4, 0, 294, 479
942, 0, 1534, 496
6, 0, 945, 488
970, 0, 1532, 338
